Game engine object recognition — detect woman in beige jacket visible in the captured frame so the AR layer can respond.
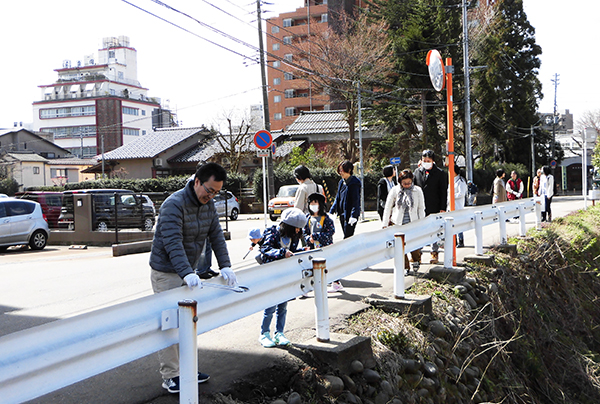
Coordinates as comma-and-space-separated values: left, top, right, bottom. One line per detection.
382, 169, 426, 273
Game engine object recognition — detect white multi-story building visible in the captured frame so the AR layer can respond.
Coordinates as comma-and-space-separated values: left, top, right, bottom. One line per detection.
32, 36, 175, 158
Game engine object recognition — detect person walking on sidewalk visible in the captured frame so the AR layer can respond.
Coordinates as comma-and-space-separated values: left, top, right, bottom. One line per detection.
413, 149, 447, 264
258, 208, 308, 348
506, 171, 524, 201
377, 165, 396, 221
449, 165, 468, 247
293, 165, 323, 215
540, 165, 554, 222
492, 169, 507, 204
329, 160, 361, 290
149, 162, 238, 394
382, 168, 426, 274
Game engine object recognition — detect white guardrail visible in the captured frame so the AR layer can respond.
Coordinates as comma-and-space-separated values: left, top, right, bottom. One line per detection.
0, 198, 542, 404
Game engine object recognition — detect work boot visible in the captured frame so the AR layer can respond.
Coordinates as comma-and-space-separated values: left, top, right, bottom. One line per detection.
430, 251, 439, 264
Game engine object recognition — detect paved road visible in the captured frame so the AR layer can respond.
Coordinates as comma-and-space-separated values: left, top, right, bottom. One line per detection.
0, 196, 585, 404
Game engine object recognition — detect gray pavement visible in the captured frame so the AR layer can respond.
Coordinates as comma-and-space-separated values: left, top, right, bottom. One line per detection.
0, 196, 585, 404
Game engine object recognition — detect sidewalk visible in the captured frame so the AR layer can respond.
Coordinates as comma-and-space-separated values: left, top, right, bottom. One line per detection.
27, 196, 586, 404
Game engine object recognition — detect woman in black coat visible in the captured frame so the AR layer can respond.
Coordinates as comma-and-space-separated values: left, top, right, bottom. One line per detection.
377, 165, 396, 221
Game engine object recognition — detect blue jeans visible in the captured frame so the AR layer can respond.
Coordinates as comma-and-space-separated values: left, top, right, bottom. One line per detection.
261, 302, 287, 335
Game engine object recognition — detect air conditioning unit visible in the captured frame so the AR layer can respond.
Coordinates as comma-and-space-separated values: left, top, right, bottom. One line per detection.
154, 158, 163, 167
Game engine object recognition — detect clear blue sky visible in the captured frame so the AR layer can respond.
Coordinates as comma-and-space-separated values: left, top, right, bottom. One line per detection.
0, 0, 596, 131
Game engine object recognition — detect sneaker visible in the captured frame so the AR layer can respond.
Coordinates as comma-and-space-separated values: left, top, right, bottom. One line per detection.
259, 332, 276, 348
162, 372, 210, 393
327, 281, 344, 293
274, 332, 291, 346
412, 262, 420, 272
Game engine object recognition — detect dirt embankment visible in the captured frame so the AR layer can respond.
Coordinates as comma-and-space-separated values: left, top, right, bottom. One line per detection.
211, 207, 600, 404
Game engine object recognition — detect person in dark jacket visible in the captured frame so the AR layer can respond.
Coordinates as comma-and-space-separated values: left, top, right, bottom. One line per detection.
329, 160, 361, 239
377, 165, 396, 221
149, 162, 237, 394
413, 149, 448, 264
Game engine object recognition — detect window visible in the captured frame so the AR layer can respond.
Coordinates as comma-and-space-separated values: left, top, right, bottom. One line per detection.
271, 26, 279, 33
274, 113, 282, 120
33, 167, 40, 175
51, 169, 67, 178
283, 36, 292, 45
285, 89, 295, 98
142, 130, 147, 136
123, 107, 139, 115
274, 95, 281, 103
272, 43, 280, 51
273, 60, 280, 68
284, 72, 294, 80
40, 106, 95, 119
321, 14, 328, 23
283, 18, 292, 27
108, 50, 115, 58
142, 110, 146, 116
285, 107, 296, 117
118, 71, 124, 80
110, 89, 116, 95
41, 126, 96, 139
123, 128, 140, 136
284, 54, 293, 62
273, 78, 281, 85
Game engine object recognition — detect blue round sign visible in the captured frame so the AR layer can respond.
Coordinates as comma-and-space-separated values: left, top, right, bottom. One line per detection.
254, 130, 273, 150
550, 160, 557, 168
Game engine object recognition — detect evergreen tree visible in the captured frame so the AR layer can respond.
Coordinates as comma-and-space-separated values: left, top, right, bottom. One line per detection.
470, 0, 548, 168
367, 0, 463, 168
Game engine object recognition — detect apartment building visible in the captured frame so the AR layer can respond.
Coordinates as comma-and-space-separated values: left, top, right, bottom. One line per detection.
266, 0, 363, 131
32, 36, 175, 158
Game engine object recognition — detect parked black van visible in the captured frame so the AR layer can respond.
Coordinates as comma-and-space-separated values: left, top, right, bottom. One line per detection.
58, 189, 155, 231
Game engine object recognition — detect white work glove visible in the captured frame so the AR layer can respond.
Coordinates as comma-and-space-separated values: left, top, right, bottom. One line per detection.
348, 217, 358, 226
183, 273, 202, 289
516, 192, 521, 198
220, 267, 238, 287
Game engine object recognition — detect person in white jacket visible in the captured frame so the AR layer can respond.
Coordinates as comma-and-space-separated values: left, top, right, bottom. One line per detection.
448, 165, 468, 247
539, 165, 554, 222
382, 169, 426, 273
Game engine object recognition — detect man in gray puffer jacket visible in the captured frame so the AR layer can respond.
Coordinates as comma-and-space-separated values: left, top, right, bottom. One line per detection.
150, 162, 237, 394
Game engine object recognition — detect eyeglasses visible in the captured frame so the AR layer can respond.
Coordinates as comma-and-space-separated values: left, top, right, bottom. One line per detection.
202, 183, 219, 197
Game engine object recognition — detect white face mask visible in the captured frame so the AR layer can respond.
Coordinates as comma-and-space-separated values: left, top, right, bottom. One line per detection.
422, 162, 433, 170
309, 204, 319, 213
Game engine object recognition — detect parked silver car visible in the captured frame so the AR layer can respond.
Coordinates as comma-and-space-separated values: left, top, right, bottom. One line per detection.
0, 199, 50, 251
213, 191, 240, 220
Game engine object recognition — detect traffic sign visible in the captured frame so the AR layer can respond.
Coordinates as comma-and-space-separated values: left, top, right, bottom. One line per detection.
550, 160, 557, 168
390, 157, 401, 165
254, 130, 273, 150
271, 143, 277, 155
257, 150, 270, 158
426, 49, 445, 92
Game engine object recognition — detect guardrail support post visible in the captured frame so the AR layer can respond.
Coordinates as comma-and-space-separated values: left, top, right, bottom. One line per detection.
443, 218, 455, 268
312, 258, 330, 342
518, 203, 527, 236
474, 211, 483, 255
393, 233, 406, 299
535, 197, 542, 230
178, 300, 198, 404
497, 207, 507, 244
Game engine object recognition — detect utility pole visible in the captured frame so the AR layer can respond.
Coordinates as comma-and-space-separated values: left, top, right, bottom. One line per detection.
356, 81, 364, 221
551, 73, 560, 162
257, 0, 275, 200
462, 0, 473, 182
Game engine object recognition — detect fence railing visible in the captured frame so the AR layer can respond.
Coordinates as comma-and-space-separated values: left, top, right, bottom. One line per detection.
0, 198, 541, 404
